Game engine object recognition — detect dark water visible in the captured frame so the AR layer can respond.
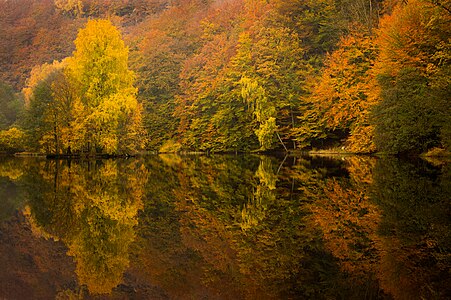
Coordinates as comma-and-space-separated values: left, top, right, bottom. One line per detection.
0, 154, 449, 299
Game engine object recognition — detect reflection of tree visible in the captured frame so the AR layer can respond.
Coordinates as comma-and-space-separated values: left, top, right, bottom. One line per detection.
167, 155, 348, 299
308, 156, 381, 279
287, 155, 391, 299
311, 180, 381, 271
311, 156, 451, 299
6, 154, 442, 299
345, 156, 376, 186
0, 157, 29, 221
174, 155, 257, 298
372, 158, 451, 299
0, 157, 27, 181
132, 154, 253, 299
23, 159, 147, 295
241, 156, 277, 230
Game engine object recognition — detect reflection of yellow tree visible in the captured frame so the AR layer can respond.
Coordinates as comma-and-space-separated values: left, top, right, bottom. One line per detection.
0, 158, 26, 180
345, 156, 376, 186
241, 156, 277, 231
25, 159, 147, 295
159, 155, 281, 298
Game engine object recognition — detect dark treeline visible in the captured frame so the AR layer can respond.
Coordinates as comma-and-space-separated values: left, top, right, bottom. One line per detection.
0, 0, 449, 155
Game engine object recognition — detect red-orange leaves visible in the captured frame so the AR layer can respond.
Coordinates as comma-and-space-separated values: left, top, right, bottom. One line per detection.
310, 28, 378, 153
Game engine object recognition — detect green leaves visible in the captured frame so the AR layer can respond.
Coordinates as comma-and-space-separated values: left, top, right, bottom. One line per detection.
371, 0, 451, 154
240, 76, 277, 150
0, 82, 22, 131
372, 68, 442, 154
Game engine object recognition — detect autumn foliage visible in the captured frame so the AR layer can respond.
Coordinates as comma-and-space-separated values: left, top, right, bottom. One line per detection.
20, 20, 146, 155
0, 0, 449, 154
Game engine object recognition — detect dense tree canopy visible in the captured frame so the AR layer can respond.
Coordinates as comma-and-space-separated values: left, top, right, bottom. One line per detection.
0, 0, 449, 155
306, 29, 379, 153
371, 0, 451, 154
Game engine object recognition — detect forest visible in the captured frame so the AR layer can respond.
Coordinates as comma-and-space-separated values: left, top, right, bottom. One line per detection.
0, 0, 449, 156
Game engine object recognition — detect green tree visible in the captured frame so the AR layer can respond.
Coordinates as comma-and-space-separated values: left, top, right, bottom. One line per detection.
174, 2, 257, 152
0, 82, 23, 130
372, 0, 451, 154
373, 68, 445, 154
273, 0, 346, 66
239, 76, 277, 150
176, 1, 311, 152
22, 61, 75, 154
131, 0, 210, 150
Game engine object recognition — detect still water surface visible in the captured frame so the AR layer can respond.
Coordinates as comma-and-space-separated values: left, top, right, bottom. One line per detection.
0, 154, 449, 299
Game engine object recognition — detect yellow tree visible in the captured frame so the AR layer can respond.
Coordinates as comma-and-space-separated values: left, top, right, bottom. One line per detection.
0, 127, 26, 152
66, 19, 146, 154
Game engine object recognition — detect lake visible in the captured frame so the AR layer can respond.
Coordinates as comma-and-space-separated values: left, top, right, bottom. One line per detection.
0, 154, 449, 299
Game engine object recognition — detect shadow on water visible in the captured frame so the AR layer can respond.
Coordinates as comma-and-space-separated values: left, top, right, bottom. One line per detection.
0, 154, 449, 299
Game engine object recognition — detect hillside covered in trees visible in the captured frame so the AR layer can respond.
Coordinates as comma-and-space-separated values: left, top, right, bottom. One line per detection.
0, 0, 449, 155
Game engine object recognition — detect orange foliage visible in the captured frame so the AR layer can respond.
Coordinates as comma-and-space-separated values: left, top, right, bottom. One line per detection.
310, 28, 379, 152
344, 156, 377, 186
311, 157, 381, 278
309, 179, 382, 277
375, 0, 451, 80
0, 0, 82, 90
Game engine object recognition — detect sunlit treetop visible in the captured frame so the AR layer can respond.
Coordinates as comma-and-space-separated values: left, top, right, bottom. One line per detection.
67, 19, 136, 107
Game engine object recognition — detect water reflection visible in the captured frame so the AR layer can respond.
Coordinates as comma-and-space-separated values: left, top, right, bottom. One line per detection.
371, 158, 451, 299
2, 158, 147, 296
0, 155, 449, 299
0, 158, 28, 221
